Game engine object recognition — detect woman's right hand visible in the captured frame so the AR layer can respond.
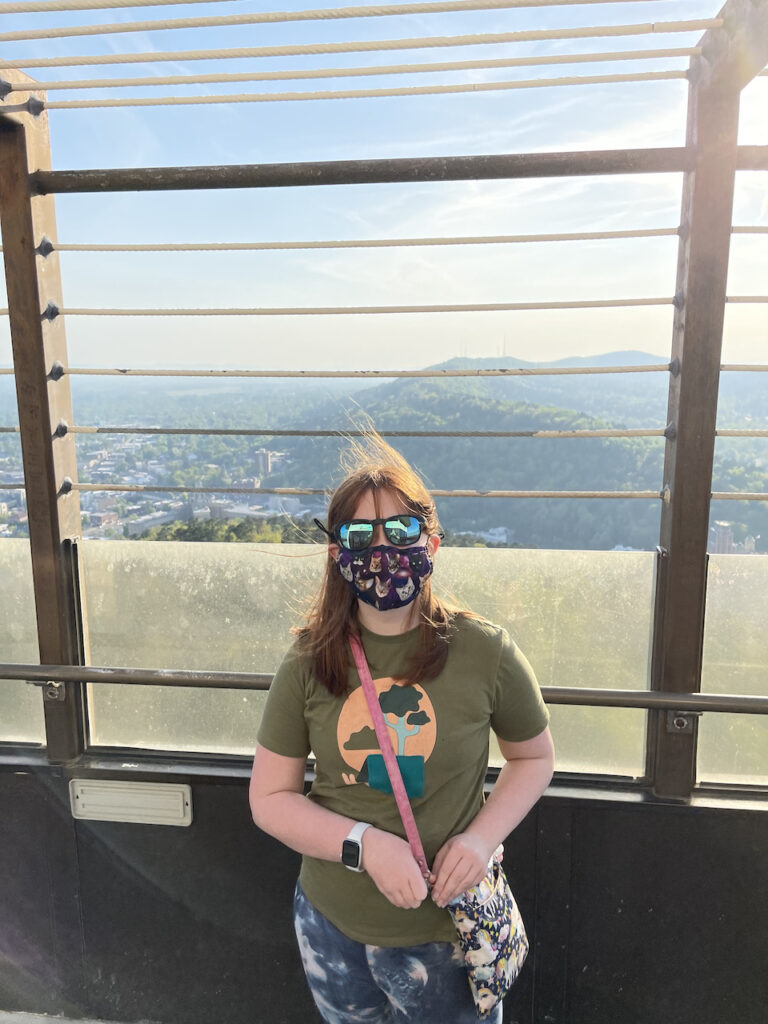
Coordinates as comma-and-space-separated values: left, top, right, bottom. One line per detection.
362, 829, 428, 909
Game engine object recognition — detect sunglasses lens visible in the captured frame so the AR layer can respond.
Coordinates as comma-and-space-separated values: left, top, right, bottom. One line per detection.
339, 521, 374, 551
385, 516, 423, 546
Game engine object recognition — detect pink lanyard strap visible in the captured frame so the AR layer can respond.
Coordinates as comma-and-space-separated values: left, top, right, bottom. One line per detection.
348, 632, 431, 882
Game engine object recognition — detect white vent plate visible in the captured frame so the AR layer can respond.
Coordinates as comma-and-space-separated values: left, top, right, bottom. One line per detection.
69, 779, 192, 826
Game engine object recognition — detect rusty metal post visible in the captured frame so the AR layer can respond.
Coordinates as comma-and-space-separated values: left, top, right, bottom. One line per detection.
0, 71, 87, 763
651, 0, 768, 799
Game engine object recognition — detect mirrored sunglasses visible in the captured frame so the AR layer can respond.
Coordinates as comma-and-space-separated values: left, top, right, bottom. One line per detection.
315, 514, 425, 551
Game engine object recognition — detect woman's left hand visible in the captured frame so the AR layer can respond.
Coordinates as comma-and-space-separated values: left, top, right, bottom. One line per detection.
429, 832, 492, 908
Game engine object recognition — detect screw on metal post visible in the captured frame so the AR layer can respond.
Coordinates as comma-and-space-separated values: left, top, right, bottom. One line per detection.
49, 360, 65, 381
36, 236, 55, 258
0, 80, 11, 100
26, 679, 66, 702
27, 97, 45, 117
42, 302, 59, 322
669, 357, 681, 378
54, 420, 69, 439
663, 423, 677, 441
60, 477, 74, 495
665, 710, 703, 734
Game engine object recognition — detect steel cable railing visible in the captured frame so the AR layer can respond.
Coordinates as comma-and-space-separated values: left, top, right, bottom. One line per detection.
0, 15, 723, 46
39, 297, 678, 316
0, 19, 723, 69
0, 0, 680, 20
35, 71, 688, 110
2, 49, 701, 94
2, 228, 683, 251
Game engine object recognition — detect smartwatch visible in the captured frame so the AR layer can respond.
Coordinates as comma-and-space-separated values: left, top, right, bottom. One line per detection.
341, 822, 372, 872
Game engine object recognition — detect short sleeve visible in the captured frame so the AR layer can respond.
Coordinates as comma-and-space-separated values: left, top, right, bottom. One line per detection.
490, 629, 550, 742
256, 646, 311, 758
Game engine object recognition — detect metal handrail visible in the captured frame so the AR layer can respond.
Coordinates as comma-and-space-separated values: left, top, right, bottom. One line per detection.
6, 662, 768, 714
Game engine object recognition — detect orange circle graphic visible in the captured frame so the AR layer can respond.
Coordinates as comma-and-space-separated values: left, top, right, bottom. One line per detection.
336, 677, 437, 772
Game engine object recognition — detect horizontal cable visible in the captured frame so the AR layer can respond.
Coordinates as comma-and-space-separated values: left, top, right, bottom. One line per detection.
61, 364, 673, 377
14, 423, 768, 440
51, 298, 674, 315
5, 48, 700, 92
720, 364, 768, 371
0, 483, 25, 489
1, 0, 247, 8
33, 227, 684, 250
7, 662, 768, 714
68, 425, 668, 439
726, 296, 768, 302
1, 227, 681, 251
716, 430, 768, 438
41, 70, 689, 109
0, 12, 720, 44
29, 426, 768, 440
0, 0, 676, 16
732, 226, 768, 234
61, 483, 768, 500
0, 19, 722, 68
711, 492, 768, 501
66, 481, 664, 498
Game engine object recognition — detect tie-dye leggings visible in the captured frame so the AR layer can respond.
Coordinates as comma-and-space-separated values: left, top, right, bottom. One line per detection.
293, 881, 504, 1024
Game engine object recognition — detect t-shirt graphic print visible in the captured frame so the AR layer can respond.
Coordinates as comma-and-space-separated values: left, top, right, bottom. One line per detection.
337, 676, 437, 797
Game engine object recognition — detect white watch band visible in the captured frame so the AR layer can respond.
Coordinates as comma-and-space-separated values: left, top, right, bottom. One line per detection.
342, 821, 372, 872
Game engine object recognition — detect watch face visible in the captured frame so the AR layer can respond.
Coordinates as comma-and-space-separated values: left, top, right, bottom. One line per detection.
341, 838, 360, 869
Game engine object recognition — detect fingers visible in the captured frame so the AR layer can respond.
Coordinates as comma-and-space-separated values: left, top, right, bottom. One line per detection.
378, 871, 426, 909
432, 859, 476, 908
431, 836, 489, 907
363, 830, 428, 909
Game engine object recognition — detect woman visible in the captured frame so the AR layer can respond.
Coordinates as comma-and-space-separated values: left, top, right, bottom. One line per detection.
249, 437, 554, 1023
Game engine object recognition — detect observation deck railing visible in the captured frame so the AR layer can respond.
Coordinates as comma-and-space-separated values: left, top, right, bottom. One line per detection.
0, 0, 766, 800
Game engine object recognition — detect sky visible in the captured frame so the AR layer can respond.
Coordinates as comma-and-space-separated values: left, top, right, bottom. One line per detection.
0, 0, 766, 371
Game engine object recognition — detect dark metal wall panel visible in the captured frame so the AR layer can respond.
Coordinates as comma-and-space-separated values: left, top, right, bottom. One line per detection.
73, 783, 311, 1024
530, 802, 573, 1024
2, 772, 766, 1024
566, 803, 768, 1024
0, 772, 83, 1016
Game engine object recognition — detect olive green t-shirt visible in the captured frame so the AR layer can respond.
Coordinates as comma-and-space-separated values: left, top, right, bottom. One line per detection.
256, 614, 549, 946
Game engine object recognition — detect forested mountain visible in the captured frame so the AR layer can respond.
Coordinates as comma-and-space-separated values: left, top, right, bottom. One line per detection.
0, 352, 764, 550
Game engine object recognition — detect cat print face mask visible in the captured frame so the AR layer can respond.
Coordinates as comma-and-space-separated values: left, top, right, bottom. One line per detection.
335, 544, 434, 611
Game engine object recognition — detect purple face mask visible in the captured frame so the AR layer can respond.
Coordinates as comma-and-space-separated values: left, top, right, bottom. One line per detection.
336, 544, 434, 611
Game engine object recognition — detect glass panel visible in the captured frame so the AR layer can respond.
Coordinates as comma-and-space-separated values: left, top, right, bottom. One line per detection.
80, 540, 326, 754
490, 707, 646, 777
0, 539, 44, 744
81, 542, 654, 773
445, 547, 654, 778
699, 555, 768, 785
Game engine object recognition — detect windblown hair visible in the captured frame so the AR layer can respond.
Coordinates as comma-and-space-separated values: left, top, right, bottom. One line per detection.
294, 434, 469, 696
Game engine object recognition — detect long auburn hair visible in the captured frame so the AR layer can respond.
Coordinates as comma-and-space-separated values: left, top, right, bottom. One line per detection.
294, 435, 468, 696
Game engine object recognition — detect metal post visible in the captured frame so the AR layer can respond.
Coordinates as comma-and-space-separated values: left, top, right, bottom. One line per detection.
651, 0, 768, 799
0, 71, 87, 763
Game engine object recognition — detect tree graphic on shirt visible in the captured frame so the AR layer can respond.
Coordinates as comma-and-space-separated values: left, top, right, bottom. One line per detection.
379, 684, 431, 756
